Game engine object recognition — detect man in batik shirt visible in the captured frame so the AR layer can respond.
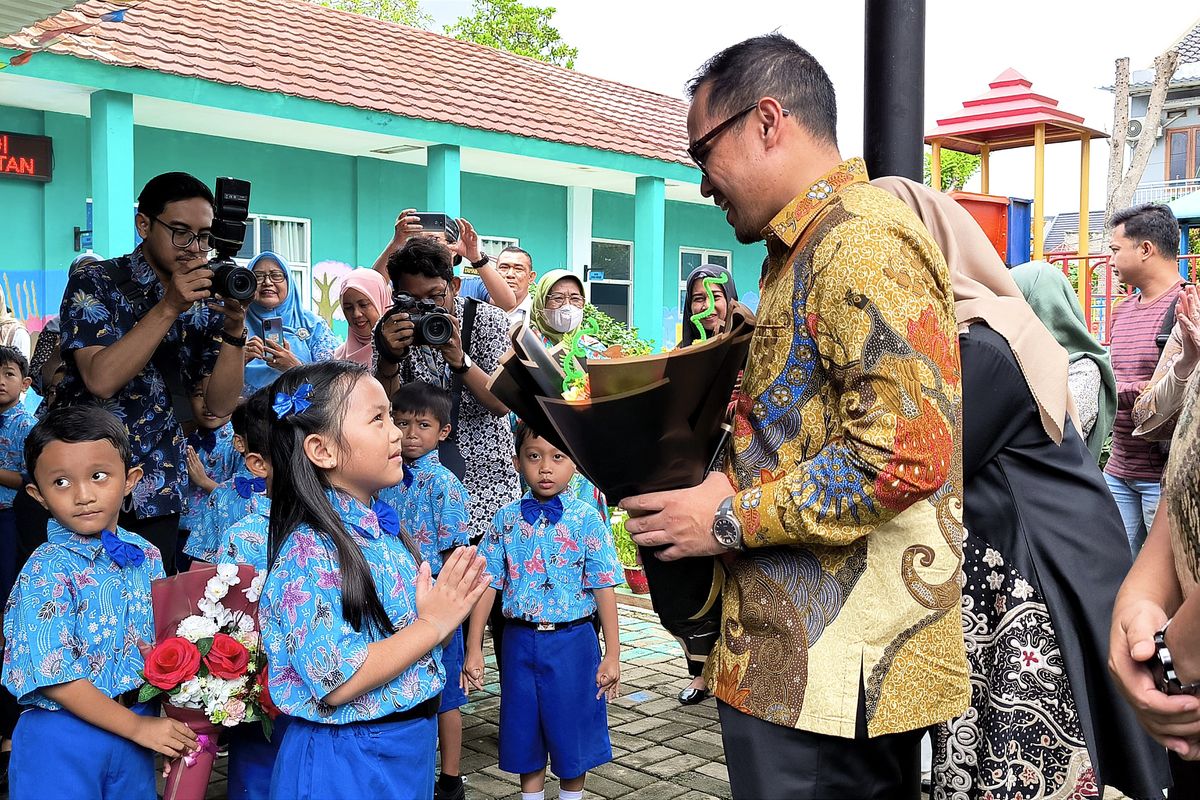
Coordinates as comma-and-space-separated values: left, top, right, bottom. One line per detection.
624, 34, 969, 798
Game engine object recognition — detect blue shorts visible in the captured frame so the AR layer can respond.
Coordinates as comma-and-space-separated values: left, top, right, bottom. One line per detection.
439, 626, 467, 713
227, 715, 292, 800
10, 702, 156, 800
269, 713, 437, 800
498, 621, 612, 778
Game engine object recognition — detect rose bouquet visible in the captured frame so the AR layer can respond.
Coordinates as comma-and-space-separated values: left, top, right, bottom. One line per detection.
139, 564, 276, 800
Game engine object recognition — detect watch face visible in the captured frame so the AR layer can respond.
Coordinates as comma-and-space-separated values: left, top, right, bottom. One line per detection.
714, 517, 738, 546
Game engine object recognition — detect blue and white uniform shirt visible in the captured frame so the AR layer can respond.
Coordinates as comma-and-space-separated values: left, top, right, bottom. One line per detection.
480, 491, 620, 624
259, 490, 444, 724
0, 403, 36, 509
181, 423, 239, 531
186, 468, 266, 563
377, 451, 471, 575
217, 496, 272, 572
1, 522, 164, 710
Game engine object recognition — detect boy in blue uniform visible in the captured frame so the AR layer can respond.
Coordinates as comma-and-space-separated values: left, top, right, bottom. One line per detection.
1, 406, 197, 799
0, 346, 35, 602
180, 380, 238, 569
465, 423, 621, 800
186, 401, 263, 564
378, 381, 473, 800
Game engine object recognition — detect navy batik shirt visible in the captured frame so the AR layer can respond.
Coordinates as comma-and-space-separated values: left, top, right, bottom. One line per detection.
58, 247, 224, 519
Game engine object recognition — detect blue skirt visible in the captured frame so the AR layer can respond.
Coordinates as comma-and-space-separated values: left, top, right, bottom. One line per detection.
268, 713, 437, 800
10, 702, 156, 800
227, 715, 292, 800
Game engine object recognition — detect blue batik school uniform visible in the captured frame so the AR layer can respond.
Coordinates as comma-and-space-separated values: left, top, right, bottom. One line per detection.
186, 468, 266, 563
180, 423, 239, 533
379, 450, 472, 714
1, 521, 164, 800
479, 491, 621, 779
0, 402, 36, 603
259, 490, 444, 800
214, 499, 285, 800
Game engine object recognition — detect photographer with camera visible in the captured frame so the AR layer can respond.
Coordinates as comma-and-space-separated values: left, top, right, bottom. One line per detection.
372, 209, 517, 313
55, 172, 250, 573
375, 236, 520, 540
242, 251, 339, 395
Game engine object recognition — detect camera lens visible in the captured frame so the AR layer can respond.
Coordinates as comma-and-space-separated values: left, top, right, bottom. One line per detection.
421, 314, 453, 346
212, 261, 259, 302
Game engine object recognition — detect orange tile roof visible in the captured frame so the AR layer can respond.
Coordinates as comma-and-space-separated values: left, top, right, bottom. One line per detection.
5, 0, 694, 167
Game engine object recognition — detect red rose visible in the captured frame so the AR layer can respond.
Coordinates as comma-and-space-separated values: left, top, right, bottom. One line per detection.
204, 633, 250, 680
143, 637, 202, 690
257, 667, 280, 719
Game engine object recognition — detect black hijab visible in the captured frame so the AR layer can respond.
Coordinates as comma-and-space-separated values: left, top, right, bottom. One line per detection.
680, 264, 739, 348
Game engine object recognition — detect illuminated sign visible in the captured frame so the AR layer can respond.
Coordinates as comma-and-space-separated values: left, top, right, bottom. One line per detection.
0, 132, 52, 182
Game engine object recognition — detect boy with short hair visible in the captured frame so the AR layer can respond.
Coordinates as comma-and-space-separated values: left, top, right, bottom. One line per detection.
2, 406, 197, 798
377, 380, 473, 800
464, 423, 621, 800
180, 380, 237, 571
0, 346, 35, 600
216, 387, 273, 572
184, 401, 262, 564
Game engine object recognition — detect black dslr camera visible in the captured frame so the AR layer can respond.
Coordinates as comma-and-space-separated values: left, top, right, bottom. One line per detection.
375, 292, 454, 352
205, 178, 258, 302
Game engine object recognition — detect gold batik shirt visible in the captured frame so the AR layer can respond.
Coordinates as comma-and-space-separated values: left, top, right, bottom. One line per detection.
710, 158, 970, 737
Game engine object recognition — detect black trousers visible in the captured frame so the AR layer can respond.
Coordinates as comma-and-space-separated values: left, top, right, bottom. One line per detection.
1170, 752, 1200, 799
118, 510, 180, 574
717, 700, 924, 800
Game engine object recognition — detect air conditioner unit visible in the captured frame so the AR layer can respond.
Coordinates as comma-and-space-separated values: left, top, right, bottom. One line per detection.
1127, 117, 1146, 142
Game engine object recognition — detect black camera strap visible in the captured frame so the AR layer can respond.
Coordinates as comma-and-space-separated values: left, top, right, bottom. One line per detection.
448, 297, 479, 440
106, 262, 195, 425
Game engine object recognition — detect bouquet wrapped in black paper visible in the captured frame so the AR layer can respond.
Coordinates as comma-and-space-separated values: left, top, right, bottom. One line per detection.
487, 303, 755, 651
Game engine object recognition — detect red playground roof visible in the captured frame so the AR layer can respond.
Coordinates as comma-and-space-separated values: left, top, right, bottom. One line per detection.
925, 69, 1107, 154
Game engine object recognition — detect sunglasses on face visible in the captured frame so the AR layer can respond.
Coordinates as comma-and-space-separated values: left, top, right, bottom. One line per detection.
687, 104, 792, 175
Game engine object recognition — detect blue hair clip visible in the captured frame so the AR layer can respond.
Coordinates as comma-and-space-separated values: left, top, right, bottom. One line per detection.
273, 383, 314, 420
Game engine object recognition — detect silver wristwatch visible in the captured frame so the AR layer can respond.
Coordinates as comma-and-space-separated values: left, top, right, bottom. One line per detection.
712, 496, 744, 551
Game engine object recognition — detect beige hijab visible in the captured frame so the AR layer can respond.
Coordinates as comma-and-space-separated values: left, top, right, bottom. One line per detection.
872, 176, 1074, 444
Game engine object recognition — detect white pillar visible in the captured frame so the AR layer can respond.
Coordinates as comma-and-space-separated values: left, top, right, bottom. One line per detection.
566, 186, 593, 279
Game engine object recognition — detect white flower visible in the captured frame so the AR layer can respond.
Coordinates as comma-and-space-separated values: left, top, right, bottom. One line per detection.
204, 577, 230, 603
986, 571, 1005, 590
176, 615, 220, 643
983, 548, 1004, 568
172, 677, 206, 709
198, 596, 234, 628
203, 676, 249, 717
1012, 578, 1034, 601
215, 563, 241, 584
237, 614, 256, 633
243, 571, 266, 603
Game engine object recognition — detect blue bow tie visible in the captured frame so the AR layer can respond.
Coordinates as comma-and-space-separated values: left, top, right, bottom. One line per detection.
353, 501, 401, 540
521, 496, 564, 526
101, 529, 145, 569
234, 475, 266, 499
188, 430, 217, 452
401, 469, 415, 489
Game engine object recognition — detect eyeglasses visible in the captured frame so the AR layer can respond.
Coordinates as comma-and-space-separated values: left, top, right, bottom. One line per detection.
687, 104, 791, 175
255, 271, 287, 285
152, 217, 212, 251
545, 292, 586, 309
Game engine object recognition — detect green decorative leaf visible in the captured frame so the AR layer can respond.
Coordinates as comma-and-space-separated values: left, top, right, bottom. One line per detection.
138, 683, 164, 703
197, 638, 214, 658
261, 715, 274, 742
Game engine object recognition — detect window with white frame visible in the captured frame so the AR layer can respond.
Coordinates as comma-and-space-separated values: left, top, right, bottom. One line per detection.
480, 236, 520, 259
679, 247, 732, 310
235, 214, 313, 308
588, 239, 633, 324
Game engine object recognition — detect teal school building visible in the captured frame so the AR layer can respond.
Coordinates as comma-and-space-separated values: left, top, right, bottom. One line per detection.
0, 0, 763, 346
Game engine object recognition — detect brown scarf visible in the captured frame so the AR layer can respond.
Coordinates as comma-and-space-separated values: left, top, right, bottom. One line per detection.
872, 176, 1074, 444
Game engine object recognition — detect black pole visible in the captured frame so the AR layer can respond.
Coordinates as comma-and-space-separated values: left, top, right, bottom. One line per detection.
863, 0, 926, 180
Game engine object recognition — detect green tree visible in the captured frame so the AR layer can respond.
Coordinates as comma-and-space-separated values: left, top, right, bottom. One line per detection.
923, 149, 982, 192
310, 0, 433, 28
444, 0, 578, 69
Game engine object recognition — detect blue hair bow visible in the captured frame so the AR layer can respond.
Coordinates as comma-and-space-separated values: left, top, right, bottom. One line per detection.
273, 383, 314, 420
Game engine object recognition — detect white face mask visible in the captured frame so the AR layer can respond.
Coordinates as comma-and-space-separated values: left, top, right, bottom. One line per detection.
542, 305, 584, 334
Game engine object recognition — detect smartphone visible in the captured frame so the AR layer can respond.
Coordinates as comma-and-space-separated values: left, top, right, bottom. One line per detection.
412, 212, 459, 243
264, 316, 284, 345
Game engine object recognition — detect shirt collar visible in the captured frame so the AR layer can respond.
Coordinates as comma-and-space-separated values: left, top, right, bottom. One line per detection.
129, 245, 157, 288
762, 157, 869, 253
328, 488, 379, 538
47, 519, 125, 562
409, 451, 440, 472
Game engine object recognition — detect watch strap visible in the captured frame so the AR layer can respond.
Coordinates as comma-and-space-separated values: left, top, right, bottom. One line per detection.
219, 329, 247, 348
1153, 623, 1200, 695
470, 254, 490, 269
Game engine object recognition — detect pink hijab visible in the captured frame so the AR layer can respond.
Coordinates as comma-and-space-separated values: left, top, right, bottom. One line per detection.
334, 268, 391, 366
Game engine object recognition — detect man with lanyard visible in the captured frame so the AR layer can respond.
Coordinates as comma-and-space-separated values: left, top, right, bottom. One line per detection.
56, 172, 247, 573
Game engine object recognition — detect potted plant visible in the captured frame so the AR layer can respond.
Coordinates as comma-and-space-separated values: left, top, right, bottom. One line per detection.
611, 508, 649, 594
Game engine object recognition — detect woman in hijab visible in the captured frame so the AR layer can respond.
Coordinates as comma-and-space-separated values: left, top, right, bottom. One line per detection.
333, 268, 391, 367
874, 177, 1168, 800
0, 288, 29, 359
243, 252, 339, 394
680, 263, 739, 348
1010, 261, 1116, 462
